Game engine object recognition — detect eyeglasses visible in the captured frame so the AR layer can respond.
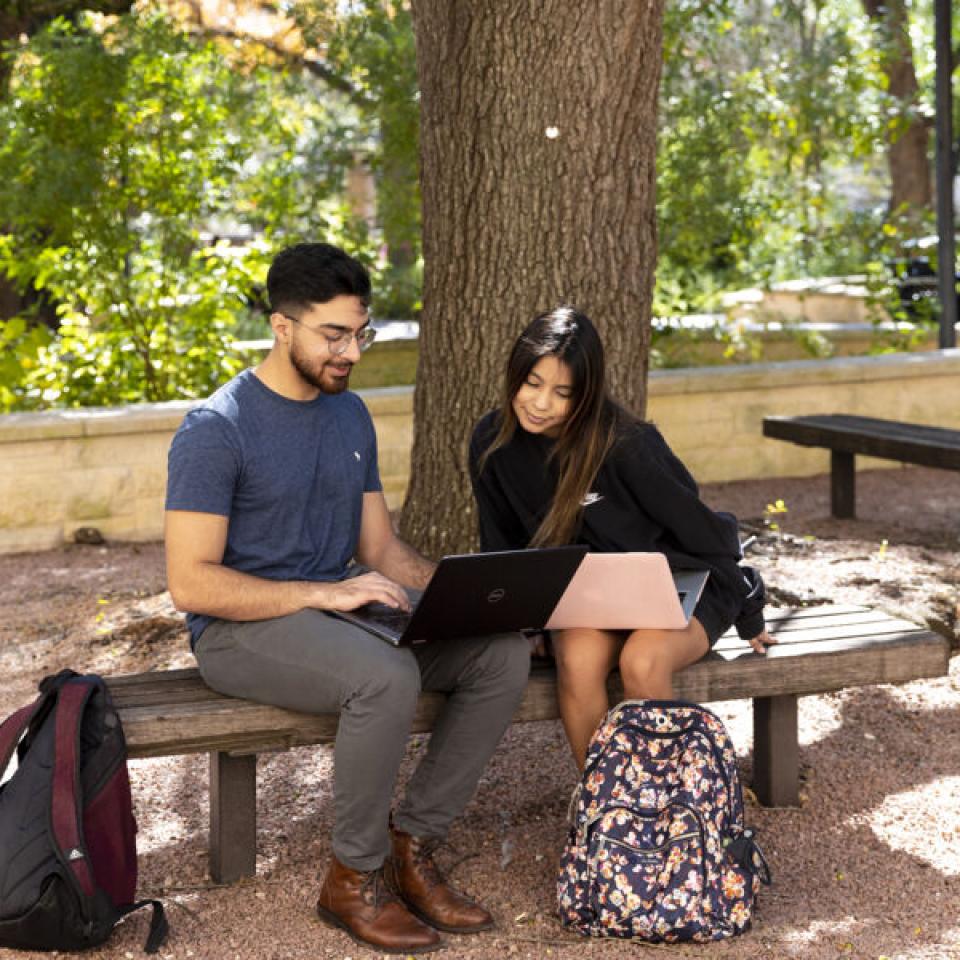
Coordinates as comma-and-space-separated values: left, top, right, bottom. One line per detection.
282, 314, 377, 355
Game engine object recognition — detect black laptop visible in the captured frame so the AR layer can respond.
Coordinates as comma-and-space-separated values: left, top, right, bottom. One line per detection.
334, 545, 589, 646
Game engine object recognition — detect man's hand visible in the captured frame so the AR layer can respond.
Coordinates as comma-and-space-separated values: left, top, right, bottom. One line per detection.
748, 629, 777, 655
315, 572, 412, 613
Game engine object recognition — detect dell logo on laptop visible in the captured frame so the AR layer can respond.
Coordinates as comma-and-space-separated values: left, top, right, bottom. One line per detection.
487, 588, 506, 604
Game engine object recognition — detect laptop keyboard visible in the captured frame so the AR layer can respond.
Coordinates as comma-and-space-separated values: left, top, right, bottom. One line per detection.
361, 602, 414, 632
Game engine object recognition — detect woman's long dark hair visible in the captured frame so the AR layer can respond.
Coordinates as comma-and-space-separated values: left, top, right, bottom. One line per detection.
479, 306, 633, 546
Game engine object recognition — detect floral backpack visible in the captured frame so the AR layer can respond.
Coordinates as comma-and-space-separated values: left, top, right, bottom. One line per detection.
557, 699, 771, 942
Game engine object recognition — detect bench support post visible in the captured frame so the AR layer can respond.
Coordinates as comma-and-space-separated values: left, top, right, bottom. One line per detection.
752, 694, 799, 806
210, 751, 257, 883
830, 450, 856, 518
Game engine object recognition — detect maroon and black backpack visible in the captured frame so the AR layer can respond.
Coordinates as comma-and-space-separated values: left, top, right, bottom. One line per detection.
0, 671, 167, 953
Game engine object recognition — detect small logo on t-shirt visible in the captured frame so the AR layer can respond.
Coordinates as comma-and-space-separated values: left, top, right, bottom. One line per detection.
581, 491, 603, 507
353, 451, 361, 461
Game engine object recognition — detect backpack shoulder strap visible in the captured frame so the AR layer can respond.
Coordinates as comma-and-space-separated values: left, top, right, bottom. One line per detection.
0, 692, 54, 782
118, 899, 169, 954
50, 678, 100, 899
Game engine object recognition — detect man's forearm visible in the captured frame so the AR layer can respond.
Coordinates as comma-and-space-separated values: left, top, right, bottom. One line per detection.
169, 562, 325, 622
373, 538, 436, 591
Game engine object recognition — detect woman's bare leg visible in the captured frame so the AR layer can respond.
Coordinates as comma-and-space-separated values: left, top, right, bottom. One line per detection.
551, 628, 621, 769
618, 617, 710, 701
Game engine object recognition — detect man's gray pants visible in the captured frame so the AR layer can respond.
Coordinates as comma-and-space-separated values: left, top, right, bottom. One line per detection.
195, 610, 530, 872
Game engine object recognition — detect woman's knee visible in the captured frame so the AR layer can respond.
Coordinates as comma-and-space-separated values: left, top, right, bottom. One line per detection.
554, 630, 619, 688
619, 625, 708, 698
618, 633, 674, 696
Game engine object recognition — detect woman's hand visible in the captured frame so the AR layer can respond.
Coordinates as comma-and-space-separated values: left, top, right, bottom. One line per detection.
748, 629, 776, 655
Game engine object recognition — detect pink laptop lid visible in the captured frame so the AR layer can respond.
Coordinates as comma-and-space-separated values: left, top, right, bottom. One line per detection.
545, 552, 704, 630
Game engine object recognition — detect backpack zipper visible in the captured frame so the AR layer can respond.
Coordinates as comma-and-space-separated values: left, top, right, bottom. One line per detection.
595, 830, 700, 858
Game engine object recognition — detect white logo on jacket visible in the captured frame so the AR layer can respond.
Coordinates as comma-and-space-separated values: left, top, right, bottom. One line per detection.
580, 491, 603, 507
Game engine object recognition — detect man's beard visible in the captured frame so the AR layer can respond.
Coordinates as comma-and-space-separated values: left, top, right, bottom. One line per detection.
289, 337, 351, 394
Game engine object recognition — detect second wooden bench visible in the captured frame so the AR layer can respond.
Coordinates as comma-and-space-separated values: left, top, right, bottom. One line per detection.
762, 413, 960, 517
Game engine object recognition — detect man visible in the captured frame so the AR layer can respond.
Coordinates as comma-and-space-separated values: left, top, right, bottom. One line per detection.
164, 242, 530, 954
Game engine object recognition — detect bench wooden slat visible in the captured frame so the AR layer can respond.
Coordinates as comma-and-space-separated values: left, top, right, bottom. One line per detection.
716, 621, 932, 648
108, 666, 200, 686
781, 414, 960, 447
758, 608, 901, 629
761, 604, 878, 622
718, 633, 938, 659
763, 414, 960, 469
109, 680, 226, 709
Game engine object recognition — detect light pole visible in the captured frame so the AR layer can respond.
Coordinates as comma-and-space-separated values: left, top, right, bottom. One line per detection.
935, 0, 956, 348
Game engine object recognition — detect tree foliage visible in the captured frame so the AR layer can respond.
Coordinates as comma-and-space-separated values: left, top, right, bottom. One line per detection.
301, 0, 421, 317
0, 9, 363, 410
0, 0, 946, 413
655, 0, 899, 316
0, 0, 134, 88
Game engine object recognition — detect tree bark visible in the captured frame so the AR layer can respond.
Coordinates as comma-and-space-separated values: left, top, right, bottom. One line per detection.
862, 0, 932, 215
402, 0, 662, 556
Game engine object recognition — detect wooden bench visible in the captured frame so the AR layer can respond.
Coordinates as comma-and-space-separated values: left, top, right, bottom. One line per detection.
762, 414, 960, 518
106, 604, 949, 884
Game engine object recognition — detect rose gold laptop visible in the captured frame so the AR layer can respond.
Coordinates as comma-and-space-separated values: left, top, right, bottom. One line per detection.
545, 552, 708, 630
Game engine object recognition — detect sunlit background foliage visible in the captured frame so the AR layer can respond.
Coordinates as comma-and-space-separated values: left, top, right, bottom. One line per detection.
0, 0, 951, 409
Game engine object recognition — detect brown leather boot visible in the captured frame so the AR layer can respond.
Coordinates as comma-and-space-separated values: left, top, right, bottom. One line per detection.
316, 856, 442, 954
385, 827, 495, 934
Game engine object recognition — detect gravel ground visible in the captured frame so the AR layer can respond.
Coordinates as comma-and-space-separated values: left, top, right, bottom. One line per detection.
0, 465, 958, 960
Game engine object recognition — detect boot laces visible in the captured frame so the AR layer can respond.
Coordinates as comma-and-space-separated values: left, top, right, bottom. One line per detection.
359, 867, 393, 908
413, 838, 475, 882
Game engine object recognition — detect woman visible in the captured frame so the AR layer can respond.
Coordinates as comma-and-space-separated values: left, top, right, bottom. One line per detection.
469, 306, 774, 769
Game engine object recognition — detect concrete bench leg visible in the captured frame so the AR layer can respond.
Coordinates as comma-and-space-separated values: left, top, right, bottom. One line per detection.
752, 694, 799, 807
210, 751, 257, 883
831, 450, 856, 518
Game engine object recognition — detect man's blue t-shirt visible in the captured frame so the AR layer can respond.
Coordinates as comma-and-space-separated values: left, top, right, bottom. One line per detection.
165, 369, 382, 645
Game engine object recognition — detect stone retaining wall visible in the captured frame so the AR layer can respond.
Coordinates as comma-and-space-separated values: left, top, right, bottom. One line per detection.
1, 351, 958, 554
647, 349, 960, 484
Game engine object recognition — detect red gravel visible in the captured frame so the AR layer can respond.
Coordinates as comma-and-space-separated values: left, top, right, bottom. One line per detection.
0, 466, 958, 960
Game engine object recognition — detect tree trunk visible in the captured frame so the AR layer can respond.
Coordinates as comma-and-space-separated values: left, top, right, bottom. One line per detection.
863, 0, 932, 215
402, 0, 663, 556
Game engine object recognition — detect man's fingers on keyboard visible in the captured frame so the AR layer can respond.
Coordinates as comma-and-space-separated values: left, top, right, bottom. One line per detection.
364, 576, 410, 611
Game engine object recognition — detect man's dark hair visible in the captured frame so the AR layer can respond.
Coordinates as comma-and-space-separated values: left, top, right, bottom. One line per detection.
266, 243, 371, 314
